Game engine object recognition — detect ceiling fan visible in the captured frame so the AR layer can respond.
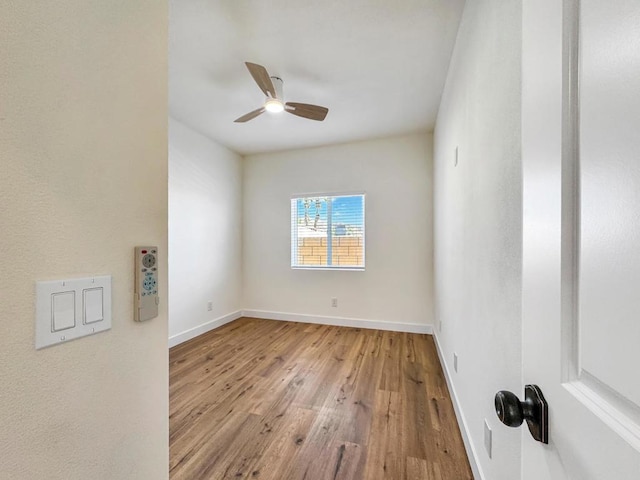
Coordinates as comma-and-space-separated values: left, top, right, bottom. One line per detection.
234, 62, 329, 123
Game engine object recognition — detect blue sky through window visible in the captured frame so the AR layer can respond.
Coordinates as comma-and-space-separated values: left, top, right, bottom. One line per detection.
295, 195, 364, 230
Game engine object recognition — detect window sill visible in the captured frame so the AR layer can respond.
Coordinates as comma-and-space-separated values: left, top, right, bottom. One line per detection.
292, 266, 365, 272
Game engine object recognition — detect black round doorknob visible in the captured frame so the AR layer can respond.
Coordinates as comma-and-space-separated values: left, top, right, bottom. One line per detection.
494, 390, 524, 427
494, 385, 549, 444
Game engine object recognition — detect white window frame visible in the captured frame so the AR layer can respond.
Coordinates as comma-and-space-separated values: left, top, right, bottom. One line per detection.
291, 192, 366, 271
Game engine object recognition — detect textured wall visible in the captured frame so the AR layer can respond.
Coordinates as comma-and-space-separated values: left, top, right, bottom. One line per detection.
243, 133, 434, 327
433, 1, 523, 478
0, 2, 168, 479
168, 118, 243, 343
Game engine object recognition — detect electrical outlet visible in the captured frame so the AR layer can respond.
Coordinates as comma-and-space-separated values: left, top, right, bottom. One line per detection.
454, 352, 458, 372
484, 419, 492, 458
331, 297, 338, 308
207, 301, 213, 312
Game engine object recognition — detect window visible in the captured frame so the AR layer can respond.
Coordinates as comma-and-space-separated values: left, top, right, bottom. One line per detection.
291, 193, 365, 270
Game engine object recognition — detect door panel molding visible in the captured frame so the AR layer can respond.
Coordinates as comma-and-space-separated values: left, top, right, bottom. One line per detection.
561, 0, 640, 451
560, 0, 581, 385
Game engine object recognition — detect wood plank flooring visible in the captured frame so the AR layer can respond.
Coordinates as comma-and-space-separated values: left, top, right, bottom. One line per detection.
169, 318, 473, 480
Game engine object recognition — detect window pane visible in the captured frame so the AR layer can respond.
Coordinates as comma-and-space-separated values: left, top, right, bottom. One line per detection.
295, 197, 328, 266
291, 194, 365, 269
331, 195, 364, 267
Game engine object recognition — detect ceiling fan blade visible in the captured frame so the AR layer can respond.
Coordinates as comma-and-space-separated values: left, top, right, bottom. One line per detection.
245, 62, 276, 98
285, 102, 329, 121
234, 107, 266, 123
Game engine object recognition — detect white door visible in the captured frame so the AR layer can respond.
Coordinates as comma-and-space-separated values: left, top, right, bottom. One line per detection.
521, 0, 640, 478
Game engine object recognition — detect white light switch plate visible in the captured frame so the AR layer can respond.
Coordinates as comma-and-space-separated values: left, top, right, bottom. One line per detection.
36, 276, 112, 349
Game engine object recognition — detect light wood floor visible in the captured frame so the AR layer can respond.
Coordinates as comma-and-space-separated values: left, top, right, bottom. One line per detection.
169, 318, 473, 480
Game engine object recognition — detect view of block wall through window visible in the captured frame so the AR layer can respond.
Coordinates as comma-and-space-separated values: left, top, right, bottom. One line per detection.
291, 194, 365, 269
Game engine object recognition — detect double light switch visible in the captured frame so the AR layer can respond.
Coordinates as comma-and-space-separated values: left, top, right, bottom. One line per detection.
36, 276, 112, 349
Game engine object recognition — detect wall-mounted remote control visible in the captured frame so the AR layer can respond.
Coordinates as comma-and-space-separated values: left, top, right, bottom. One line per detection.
134, 246, 159, 322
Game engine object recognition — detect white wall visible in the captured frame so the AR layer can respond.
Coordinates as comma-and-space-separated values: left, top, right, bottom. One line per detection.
0, 2, 168, 479
243, 133, 433, 330
168, 118, 243, 345
433, 1, 522, 479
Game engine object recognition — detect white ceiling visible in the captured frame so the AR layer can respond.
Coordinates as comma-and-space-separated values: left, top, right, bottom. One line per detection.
169, 0, 465, 155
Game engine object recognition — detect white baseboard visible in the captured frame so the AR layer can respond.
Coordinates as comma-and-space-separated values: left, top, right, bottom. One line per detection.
169, 310, 242, 348
433, 332, 484, 480
169, 310, 430, 348
241, 309, 432, 334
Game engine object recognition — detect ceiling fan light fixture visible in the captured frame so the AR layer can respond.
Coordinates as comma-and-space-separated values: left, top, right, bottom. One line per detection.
264, 98, 284, 113
234, 63, 328, 123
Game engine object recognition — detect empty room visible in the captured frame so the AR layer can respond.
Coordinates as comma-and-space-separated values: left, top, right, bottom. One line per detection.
3, 1, 640, 479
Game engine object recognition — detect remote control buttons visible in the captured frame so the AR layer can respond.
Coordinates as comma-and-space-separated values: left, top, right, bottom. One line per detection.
142, 254, 156, 268
143, 277, 156, 291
